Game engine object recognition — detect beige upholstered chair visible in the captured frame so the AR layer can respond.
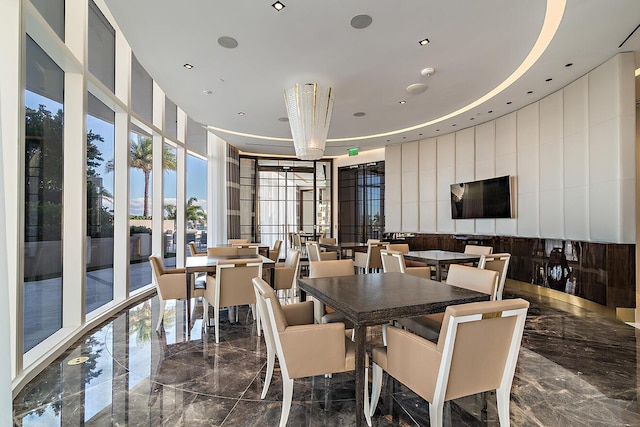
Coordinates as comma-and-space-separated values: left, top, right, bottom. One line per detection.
252, 277, 371, 427
478, 253, 511, 300
204, 258, 263, 343
149, 254, 204, 331
207, 246, 239, 256
188, 242, 205, 256
237, 244, 260, 256
273, 249, 301, 303
228, 238, 249, 245
318, 237, 339, 259
385, 243, 425, 267
397, 264, 498, 341
354, 241, 385, 273
268, 240, 283, 262
319, 237, 337, 245
464, 244, 493, 255
380, 249, 431, 279
369, 299, 529, 427
306, 241, 338, 262
308, 259, 355, 324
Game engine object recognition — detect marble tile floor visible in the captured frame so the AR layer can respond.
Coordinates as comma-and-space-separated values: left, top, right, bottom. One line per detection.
13, 287, 640, 426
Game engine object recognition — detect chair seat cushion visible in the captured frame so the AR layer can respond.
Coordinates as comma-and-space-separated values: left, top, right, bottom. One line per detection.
396, 313, 444, 342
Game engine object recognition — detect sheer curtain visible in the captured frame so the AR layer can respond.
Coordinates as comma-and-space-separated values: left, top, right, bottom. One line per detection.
207, 133, 228, 246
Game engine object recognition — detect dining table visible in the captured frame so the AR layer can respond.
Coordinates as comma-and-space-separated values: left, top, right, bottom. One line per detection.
317, 241, 370, 259
184, 254, 276, 328
403, 250, 481, 281
297, 272, 490, 427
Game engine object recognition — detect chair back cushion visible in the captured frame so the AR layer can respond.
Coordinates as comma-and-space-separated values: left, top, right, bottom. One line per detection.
306, 242, 321, 262
381, 250, 405, 273
478, 253, 511, 300
149, 254, 165, 276
228, 239, 249, 244
445, 264, 498, 299
216, 258, 262, 307
253, 277, 289, 332
309, 259, 354, 278
319, 237, 337, 245
207, 246, 239, 256
464, 244, 493, 255
284, 249, 300, 268
385, 243, 410, 254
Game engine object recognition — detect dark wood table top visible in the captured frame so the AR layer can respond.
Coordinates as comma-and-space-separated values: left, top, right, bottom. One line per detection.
185, 254, 275, 272
404, 250, 480, 263
297, 272, 489, 326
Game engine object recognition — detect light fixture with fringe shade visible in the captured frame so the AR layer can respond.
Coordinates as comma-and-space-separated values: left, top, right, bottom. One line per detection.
284, 83, 334, 160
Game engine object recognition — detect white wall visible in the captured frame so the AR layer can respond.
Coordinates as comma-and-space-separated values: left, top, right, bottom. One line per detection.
385, 53, 636, 244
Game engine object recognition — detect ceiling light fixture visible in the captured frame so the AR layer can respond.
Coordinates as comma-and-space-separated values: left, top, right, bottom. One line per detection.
203, 90, 212, 95
418, 38, 430, 46
183, 63, 194, 69
399, 100, 406, 104
272, 1, 285, 11
284, 83, 335, 160
238, 112, 245, 116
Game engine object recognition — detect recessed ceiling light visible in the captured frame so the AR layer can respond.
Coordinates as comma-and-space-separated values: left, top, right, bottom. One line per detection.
183, 63, 194, 69
418, 133, 423, 136
272, 1, 285, 11
545, 78, 553, 82
452, 124, 456, 127
386, 139, 391, 142
435, 129, 440, 132
402, 136, 407, 139
278, 117, 289, 122
399, 100, 406, 104
350, 14, 373, 29
470, 117, 474, 120
218, 36, 238, 49
488, 110, 493, 113
203, 90, 212, 95
527, 90, 533, 94
418, 38, 430, 46
506, 101, 512, 105
237, 112, 245, 116
353, 112, 366, 117
565, 63, 573, 67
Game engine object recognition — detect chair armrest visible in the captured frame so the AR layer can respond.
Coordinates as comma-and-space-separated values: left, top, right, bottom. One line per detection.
279, 322, 347, 378
385, 326, 441, 402
164, 267, 186, 274
274, 267, 295, 290
156, 272, 188, 300
282, 300, 314, 325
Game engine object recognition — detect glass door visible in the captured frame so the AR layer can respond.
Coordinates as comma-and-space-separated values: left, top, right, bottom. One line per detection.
241, 158, 332, 260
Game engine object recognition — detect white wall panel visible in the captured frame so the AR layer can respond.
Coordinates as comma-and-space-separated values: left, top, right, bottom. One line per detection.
402, 202, 419, 232
564, 186, 589, 240
517, 104, 540, 237
539, 91, 564, 239
475, 121, 496, 235
540, 190, 564, 238
454, 129, 475, 235
590, 181, 619, 242
436, 134, 455, 232
495, 113, 518, 236
385, 145, 402, 232
589, 119, 619, 184
419, 139, 437, 232
401, 141, 419, 204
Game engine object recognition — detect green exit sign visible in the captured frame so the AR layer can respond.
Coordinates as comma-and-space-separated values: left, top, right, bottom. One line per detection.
348, 147, 359, 157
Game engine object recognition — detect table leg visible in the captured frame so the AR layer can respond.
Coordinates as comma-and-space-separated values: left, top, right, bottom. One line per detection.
435, 264, 442, 282
186, 273, 192, 332
354, 324, 366, 427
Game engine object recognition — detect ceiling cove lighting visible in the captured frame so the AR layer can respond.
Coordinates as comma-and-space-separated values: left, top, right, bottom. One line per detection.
284, 83, 335, 160
272, 1, 285, 11
207, 1, 566, 144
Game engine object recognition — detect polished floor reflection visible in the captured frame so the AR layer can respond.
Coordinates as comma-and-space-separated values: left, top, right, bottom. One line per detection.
13, 286, 640, 426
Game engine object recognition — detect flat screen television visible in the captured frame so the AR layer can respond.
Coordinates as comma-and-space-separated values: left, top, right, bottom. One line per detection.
450, 176, 512, 219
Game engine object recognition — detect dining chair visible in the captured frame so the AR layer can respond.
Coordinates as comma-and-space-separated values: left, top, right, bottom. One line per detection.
149, 254, 204, 332
478, 253, 511, 300
306, 241, 337, 262
308, 259, 355, 325
188, 242, 205, 256
252, 277, 371, 427
237, 244, 260, 256
203, 258, 263, 343
268, 239, 283, 262
397, 264, 498, 341
380, 249, 431, 279
273, 249, 301, 303
354, 241, 386, 274
385, 243, 426, 267
369, 298, 529, 427
464, 244, 493, 255
228, 238, 249, 244
207, 246, 239, 256
317, 237, 339, 259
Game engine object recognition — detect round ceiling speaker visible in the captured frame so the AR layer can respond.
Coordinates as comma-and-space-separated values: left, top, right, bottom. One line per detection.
406, 83, 428, 94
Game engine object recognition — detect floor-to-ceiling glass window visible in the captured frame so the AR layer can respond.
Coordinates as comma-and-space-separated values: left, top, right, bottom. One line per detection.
163, 142, 177, 266
86, 94, 115, 312
23, 35, 64, 353
187, 152, 207, 250
129, 128, 153, 292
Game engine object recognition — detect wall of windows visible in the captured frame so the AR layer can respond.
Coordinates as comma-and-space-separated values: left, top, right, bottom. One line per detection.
0, 0, 222, 393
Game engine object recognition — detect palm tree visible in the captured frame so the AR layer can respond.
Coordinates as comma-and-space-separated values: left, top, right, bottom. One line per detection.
186, 197, 207, 229
108, 135, 177, 217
